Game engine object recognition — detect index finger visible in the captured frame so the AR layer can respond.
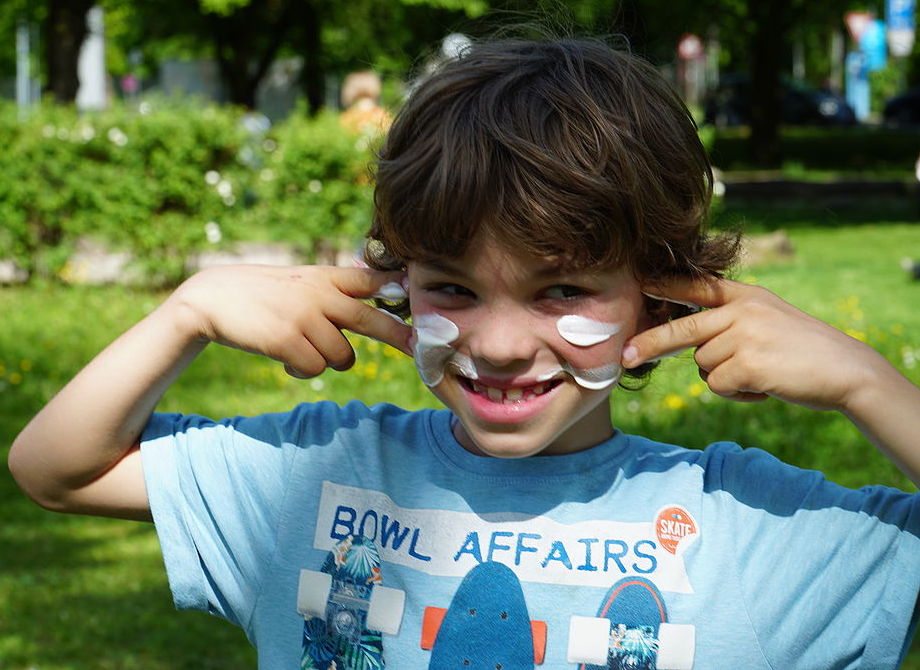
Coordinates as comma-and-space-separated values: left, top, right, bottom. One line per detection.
316, 267, 412, 356
622, 310, 726, 368
642, 275, 745, 310
348, 302, 414, 357
328, 266, 409, 301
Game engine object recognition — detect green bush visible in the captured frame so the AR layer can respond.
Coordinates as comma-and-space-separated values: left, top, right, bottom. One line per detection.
250, 111, 377, 262
0, 100, 377, 285
0, 100, 248, 284
709, 126, 920, 171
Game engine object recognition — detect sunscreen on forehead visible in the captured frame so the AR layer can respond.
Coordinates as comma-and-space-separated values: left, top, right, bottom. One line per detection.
556, 315, 621, 346
413, 313, 460, 386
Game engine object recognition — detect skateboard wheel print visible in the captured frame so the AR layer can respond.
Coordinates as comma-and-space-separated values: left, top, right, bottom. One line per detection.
566, 615, 612, 665
297, 569, 334, 619
656, 623, 695, 670
366, 585, 406, 636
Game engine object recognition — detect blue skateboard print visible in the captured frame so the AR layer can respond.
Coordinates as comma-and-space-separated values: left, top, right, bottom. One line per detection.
299, 535, 391, 670
424, 561, 545, 669
569, 576, 695, 670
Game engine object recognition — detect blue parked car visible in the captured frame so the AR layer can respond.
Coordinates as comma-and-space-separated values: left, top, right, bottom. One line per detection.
883, 87, 920, 126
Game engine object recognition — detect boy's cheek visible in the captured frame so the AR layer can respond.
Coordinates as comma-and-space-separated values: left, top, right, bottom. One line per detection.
557, 336, 628, 370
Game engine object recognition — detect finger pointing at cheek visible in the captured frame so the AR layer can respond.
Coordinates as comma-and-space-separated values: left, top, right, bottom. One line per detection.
622, 277, 741, 369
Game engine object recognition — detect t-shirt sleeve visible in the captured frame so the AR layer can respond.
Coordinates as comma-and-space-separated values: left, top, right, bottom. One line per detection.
139, 409, 302, 629
708, 443, 920, 668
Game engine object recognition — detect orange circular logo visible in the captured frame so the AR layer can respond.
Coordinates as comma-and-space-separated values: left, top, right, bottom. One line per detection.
655, 506, 698, 555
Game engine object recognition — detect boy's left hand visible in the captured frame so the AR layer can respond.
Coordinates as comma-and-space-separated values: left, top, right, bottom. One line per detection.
621, 277, 887, 413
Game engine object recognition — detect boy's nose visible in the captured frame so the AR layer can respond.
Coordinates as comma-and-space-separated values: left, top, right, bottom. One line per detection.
465, 306, 543, 369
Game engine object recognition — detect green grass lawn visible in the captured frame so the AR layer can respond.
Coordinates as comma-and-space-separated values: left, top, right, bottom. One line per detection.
1, 214, 920, 668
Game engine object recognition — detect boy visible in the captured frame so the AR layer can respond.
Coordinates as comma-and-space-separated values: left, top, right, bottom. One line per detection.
10, 37, 920, 669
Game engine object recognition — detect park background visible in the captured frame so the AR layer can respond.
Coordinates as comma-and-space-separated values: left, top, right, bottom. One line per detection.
1, 0, 920, 668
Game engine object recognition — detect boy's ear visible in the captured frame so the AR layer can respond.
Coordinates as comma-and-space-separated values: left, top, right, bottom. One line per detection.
636, 295, 697, 334
636, 295, 670, 334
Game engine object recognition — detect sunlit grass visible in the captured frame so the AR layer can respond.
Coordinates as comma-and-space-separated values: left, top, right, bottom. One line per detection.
2, 220, 920, 668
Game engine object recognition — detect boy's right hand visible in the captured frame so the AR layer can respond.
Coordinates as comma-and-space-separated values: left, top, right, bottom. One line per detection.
166, 264, 412, 379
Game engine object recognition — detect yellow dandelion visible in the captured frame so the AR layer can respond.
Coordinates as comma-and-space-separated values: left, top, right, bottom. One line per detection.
366, 340, 380, 354
837, 295, 860, 315
9, 372, 23, 385
364, 361, 379, 379
688, 381, 706, 398
663, 393, 687, 411
892, 324, 905, 336
20, 360, 32, 372
844, 328, 867, 342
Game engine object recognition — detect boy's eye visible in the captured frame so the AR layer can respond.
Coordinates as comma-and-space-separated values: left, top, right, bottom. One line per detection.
543, 285, 588, 300
429, 283, 475, 298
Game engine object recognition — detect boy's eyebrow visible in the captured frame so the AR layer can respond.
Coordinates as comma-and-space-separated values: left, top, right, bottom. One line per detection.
417, 258, 471, 278
418, 257, 578, 280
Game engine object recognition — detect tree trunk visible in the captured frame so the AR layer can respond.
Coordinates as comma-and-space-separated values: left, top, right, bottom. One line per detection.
44, 0, 95, 103
747, 0, 789, 168
209, 0, 295, 109
299, 1, 324, 115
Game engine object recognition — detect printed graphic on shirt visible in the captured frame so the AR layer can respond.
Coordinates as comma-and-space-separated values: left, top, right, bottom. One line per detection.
654, 507, 699, 556
314, 482, 699, 594
571, 577, 695, 670
299, 535, 386, 670
424, 561, 542, 669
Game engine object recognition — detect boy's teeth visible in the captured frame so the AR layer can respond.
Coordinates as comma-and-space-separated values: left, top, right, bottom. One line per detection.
466, 378, 555, 403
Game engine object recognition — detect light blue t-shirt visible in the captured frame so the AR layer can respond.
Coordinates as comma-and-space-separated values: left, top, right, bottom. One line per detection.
140, 401, 920, 669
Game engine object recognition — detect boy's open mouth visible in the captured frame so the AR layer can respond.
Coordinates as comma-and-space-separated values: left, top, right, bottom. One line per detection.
458, 376, 563, 404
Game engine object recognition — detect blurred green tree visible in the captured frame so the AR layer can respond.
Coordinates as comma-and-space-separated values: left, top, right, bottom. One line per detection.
102, 0, 486, 110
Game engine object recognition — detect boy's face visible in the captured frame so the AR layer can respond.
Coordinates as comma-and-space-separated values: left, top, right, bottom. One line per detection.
407, 237, 648, 458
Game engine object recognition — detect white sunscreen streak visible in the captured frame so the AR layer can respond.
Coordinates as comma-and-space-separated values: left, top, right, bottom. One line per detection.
556, 315, 621, 347
449, 352, 480, 381
413, 313, 460, 386
375, 307, 406, 324
536, 363, 622, 391
563, 362, 622, 390
554, 315, 622, 388
641, 291, 701, 313
373, 281, 409, 301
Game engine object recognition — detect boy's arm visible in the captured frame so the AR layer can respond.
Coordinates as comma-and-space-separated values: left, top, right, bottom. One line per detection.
9, 265, 412, 521
621, 277, 920, 487
8, 305, 205, 521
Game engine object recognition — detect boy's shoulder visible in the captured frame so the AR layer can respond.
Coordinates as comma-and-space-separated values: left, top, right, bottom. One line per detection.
623, 433, 919, 526
144, 400, 442, 456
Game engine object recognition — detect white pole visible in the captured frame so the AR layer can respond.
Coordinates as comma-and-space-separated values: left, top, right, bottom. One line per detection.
15, 19, 30, 119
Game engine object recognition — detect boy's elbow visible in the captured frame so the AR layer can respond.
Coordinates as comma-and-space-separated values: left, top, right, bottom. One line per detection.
8, 436, 76, 513
9, 436, 150, 520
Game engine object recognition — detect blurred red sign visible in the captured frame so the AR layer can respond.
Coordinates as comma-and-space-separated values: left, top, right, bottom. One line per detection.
678, 33, 703, 60
845, 11, 874, 42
